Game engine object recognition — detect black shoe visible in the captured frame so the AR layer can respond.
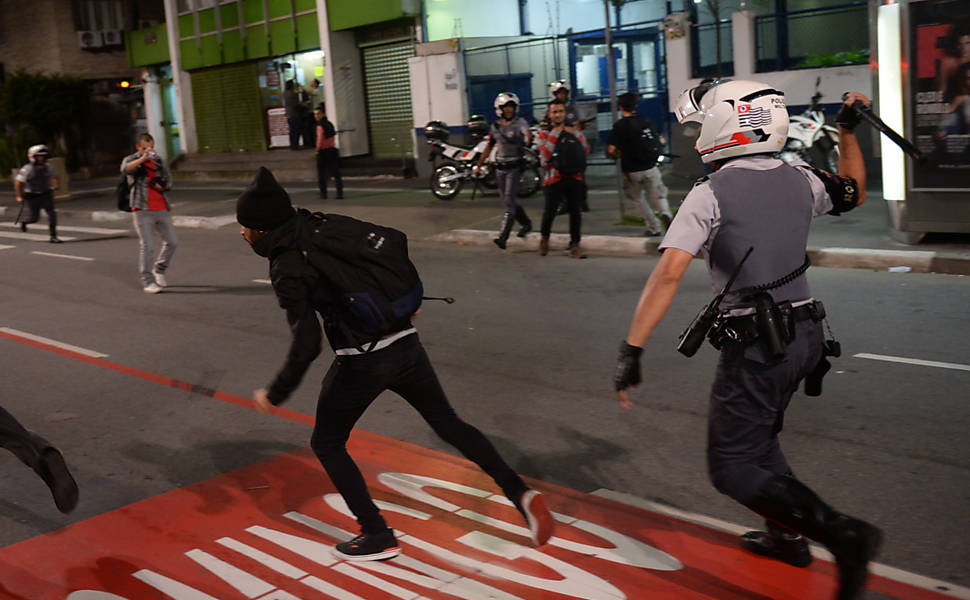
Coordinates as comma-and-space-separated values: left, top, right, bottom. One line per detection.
332, 529, 400, 561
50, 237, 63, 243
517, 222, 532, 238
740, 529, 813, 567
36, 448, 78, 513
336, 193, 344, 199
20, 222, 27, 232
659, 213, 672, 229
830, 516, 883, 600
493, 238, 507, 250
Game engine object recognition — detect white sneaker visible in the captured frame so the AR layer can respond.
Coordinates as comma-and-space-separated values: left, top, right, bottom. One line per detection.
153, 271, 168, 287
143, 283, 163, 294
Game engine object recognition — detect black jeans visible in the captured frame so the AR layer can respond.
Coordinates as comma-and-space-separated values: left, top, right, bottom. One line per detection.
541, 178, 583, 245
316, 148, 343, 198
0, 405, 50, 473
309, 334, 527, 534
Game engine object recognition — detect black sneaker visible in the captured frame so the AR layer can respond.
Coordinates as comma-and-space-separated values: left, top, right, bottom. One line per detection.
36, 448, 78, 513
332, 529, 400, 561
517, 222, 532, 238
659, 213, 672, 229
493, 238, 507, 250
740, 529, 813, 567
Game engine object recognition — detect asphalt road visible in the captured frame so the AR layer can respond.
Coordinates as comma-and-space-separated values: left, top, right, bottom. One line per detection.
1, 203, 968, 591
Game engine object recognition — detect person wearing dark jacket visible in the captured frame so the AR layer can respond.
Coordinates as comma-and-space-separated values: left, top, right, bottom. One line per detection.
236, 167, 554, 561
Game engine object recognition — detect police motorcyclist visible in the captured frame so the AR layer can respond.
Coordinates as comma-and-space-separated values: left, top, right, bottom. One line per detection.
474, 92, 534, 249
613, 80, 881, 600
14, 145, 61, 243
541, 81, 582, 130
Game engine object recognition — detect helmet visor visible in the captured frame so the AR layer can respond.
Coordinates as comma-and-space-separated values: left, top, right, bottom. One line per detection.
673, 79, 726, 124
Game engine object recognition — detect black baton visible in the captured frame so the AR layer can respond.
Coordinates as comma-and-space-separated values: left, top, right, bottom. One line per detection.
843, 94, 926, 163
13, 201, 25, 225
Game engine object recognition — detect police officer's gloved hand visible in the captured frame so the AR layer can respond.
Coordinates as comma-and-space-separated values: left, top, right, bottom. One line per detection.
614, 342, 643, 391
836, 93, 864, 130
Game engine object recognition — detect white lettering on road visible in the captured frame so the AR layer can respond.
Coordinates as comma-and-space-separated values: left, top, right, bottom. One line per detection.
0, 327, 108, 358
185, 549, 276, 598
31, 251, 93, 261
131, 569, 221, 600
854, 352, 970, 372
215, 537, 308, 578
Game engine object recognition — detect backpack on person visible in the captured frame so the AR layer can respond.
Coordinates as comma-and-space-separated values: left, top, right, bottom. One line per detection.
297, 209, 429, 346
552, 130, 587, 175
630, 117, 663, 168
116, 173, 132, 212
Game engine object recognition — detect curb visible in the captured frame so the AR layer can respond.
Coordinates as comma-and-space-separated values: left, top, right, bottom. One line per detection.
425, 229, 970, 275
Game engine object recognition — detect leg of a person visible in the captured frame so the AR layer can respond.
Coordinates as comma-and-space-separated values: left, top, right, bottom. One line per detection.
494, 169, 515, 242
540, 185, 559, 237
133, 210, 157, 287
310, 356, 392, 534
503, 168, 522, 216
627, 171, 663, 230
0, 405, 48, 471
288, 118, 301, 150
328, 148, 343, 197
388, 337, 527, 500
317, 150, 327, 198
644, 167, 672, 220
565, 178, 583, 246
38, 193, 56, 227
153, 211, 179, 274
706, 344, 801, 506
24, 194, 41, 224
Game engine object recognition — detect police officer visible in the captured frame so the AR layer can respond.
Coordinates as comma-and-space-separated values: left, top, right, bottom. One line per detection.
474, 92, 533, 249
613, 80, 881, 600
14, 144, 61, 243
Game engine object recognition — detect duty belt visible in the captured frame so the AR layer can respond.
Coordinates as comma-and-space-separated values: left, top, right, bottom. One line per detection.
716, 299, 826, 345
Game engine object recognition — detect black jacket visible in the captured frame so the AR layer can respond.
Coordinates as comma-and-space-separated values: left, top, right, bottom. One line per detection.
251, 212, 412, 405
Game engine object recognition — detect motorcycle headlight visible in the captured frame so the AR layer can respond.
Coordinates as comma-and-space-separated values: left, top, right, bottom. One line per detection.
787, 139, 804, 150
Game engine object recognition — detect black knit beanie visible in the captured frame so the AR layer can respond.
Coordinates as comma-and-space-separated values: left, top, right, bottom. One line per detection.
236, 167, 295, 230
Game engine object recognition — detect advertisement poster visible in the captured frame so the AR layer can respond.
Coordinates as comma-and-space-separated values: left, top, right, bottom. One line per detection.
911, 0, 970, 189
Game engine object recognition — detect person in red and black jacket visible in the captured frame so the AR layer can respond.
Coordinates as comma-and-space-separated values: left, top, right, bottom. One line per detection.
536, 98, 590, 258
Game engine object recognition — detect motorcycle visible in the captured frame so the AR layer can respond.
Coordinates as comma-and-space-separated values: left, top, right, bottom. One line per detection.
426, 121, 541, 201
779, 79, 840, 173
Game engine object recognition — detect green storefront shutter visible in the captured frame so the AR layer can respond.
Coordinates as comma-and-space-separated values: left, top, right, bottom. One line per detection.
192, 62, 266, 153
363, 42, 415, 158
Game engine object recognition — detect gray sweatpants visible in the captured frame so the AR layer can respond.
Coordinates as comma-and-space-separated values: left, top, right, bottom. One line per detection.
133, 210, 178, 286
623, 167, 671, 231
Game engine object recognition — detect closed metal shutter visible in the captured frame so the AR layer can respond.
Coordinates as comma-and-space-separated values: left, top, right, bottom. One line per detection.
362, 42, 415, 158
191, 62, 265, 153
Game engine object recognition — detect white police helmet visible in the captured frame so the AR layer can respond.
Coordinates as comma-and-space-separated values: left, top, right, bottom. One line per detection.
27, 144, 50, 162
674, 79, 789, 164
549, 80, 570, 97
494, 92, 520, 117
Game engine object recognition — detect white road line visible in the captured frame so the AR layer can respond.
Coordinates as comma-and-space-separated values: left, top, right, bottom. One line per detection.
592, 488, 970, 600
0, 223, 126, 235
31, 251, 93, 262
854, 353, 970, 372
253, 279, 271, 284
0, 327, 108, 358
0, 231, 77, 242
0, 244, 13, 251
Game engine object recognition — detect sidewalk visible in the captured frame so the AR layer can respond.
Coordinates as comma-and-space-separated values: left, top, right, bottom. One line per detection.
2, 166, 968, 275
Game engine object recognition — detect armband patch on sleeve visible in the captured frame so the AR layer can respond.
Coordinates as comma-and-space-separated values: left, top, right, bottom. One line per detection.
810, 167, 859, 215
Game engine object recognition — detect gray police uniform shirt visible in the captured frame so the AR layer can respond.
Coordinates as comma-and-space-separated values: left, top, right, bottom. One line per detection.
16, 162, 56, 194
660, 155, 835, 311
489, 117, 530, 165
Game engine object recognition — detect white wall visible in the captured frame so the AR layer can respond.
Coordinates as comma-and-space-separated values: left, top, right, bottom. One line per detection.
329, 30, 369, 156
409, 45, 468, 129
426, 0, 519, 40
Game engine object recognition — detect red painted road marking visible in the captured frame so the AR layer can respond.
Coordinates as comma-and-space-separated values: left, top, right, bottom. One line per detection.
1, 329, 964, 600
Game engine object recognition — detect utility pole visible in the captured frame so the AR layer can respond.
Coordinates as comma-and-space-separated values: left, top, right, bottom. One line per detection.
604, 0, 624, 217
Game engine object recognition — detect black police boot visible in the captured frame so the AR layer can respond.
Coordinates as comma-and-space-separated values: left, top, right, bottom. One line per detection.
740, 519, 813, 567
49, 223, 62, 243
494, 212, 514, 249
747, 475, 882, 600
34, 446, 79, 513
515, 206, 532, 238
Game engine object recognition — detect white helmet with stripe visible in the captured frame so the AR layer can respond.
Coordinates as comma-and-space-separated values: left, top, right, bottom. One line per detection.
494, 92, 520, 117
28, 144, 50, 162
674, 79, 788, 164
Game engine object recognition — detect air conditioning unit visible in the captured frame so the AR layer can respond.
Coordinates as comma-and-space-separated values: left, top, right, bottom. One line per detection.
101, 30, 124, 47
77, 30, 103, 49
138, 19, 159, 29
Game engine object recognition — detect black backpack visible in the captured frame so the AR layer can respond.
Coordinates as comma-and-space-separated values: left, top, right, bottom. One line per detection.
552, 131, 587, 175
298, 210, 426, 343
116, 173, 132, 212
631, 117, 663, 168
